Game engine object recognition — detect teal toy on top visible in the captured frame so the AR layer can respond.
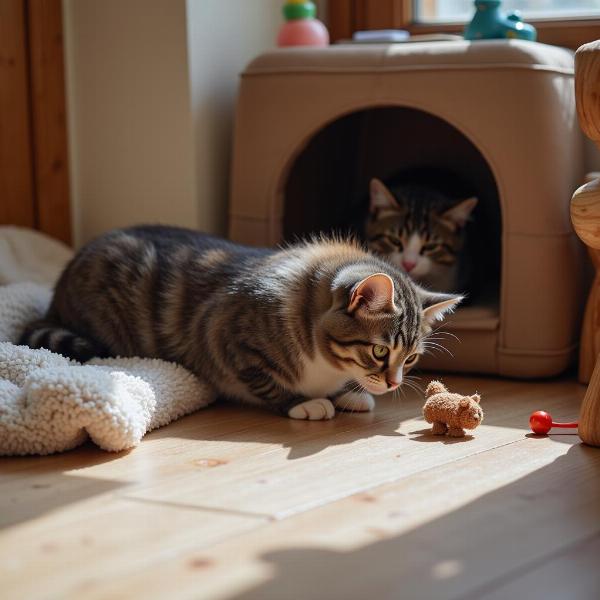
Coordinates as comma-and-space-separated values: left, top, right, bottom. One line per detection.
464, 0, 536, 41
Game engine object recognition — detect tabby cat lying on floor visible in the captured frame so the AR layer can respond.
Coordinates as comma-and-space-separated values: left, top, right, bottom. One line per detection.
366, 178, 478, 293
21, 226, 461, 420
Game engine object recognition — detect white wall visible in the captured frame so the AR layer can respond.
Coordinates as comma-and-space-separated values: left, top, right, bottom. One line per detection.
64, 0, 328, 246
185, 0, 284, 235
63, 0, 198, 246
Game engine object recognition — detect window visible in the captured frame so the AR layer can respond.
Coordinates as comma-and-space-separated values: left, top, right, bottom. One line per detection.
416, 1, 600, 23
328, 0, 600, 50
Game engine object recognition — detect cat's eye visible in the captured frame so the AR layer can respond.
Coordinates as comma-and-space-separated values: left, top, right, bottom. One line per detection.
422, 243, 439, 253
405, 353, 419, 365
372, 345, 389, 360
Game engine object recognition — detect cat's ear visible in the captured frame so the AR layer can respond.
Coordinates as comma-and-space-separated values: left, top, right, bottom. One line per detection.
440, 197, 478, 229
419, 290, 463, 325
369, 179, 398, 214
349, 273, 395, 314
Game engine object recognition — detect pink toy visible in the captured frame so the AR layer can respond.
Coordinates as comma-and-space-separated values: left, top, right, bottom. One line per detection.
277, 1, 329, 48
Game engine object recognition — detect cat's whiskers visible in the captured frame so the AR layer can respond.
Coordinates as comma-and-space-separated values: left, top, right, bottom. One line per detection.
349, 381, 365, 394
424, 340, 456, 353
404, 373, 423, 391
421, 338, 449, 352
401, 378, 423, 398
337, 379, 372, 415
428, 323, 460, 343
418, 325, 459, 359
422, 341, 454, 357
391, 387, 403, 406
395, 383, 408, 404
428, 332, 460, 346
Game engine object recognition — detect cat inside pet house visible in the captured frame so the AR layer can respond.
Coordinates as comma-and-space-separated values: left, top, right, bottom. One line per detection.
364, 169, 479, 295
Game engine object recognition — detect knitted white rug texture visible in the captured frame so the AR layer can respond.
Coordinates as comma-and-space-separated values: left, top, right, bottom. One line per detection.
0, 282, 215, 456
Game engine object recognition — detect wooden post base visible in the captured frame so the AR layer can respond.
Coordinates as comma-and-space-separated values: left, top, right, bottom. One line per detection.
577, 248, 600, 384
579, 353, 600, 446
571, 40, 600, 446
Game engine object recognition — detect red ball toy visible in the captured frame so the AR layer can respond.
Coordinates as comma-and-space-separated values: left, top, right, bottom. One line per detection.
529, 410, 553, 434
529, 410, 578, 435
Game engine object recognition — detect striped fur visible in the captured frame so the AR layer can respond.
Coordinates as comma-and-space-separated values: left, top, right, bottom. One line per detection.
20, 226, 461, 415
366, 178, 477, 293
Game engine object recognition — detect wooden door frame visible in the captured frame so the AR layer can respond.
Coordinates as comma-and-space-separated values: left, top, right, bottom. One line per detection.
27, 0, 71, 245
0, 0, 35, 230
328, 0, 600, 50
0, 0, 71, 245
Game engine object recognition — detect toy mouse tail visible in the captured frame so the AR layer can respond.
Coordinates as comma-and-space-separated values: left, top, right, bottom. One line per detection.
426, 380, 447, 397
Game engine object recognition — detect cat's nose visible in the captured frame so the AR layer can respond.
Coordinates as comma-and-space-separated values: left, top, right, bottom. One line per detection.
386, 378, 400, 390
401, 260, 416, 272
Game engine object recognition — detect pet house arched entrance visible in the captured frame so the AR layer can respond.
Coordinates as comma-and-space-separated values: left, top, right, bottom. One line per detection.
280, 105, 501, 373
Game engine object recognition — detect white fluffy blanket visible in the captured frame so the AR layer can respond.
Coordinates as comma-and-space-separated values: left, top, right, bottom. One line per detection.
0, 226, 74, 286
0, 283, 215, 456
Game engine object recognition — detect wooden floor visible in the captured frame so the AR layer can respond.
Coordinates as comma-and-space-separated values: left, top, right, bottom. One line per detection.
1, 374, 599, 600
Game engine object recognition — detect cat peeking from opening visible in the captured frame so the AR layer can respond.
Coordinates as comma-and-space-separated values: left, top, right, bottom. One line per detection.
366, 178, 478, 294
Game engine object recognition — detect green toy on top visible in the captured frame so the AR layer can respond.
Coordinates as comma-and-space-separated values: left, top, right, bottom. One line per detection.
464, 0, 537, 42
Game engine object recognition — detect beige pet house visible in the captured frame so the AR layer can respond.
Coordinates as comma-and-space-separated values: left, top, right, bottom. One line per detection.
229, 40, 587, 378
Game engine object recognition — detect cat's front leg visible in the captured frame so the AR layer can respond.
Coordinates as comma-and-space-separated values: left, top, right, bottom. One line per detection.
239, 367, 335, 420
287, 398, 336, 420
332, 391, 375, 413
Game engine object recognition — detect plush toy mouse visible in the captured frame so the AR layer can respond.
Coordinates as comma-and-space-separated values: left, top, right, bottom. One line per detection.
423, 380, 483, 438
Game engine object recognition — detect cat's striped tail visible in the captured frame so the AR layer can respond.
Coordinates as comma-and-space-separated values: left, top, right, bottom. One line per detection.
18, 319, 105, 362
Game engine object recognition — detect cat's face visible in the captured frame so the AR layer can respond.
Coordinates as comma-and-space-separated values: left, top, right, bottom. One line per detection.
319, 272, 462, 395
366, 178, 477, 288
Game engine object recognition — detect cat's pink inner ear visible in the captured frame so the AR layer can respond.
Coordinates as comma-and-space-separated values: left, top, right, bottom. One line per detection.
349, 273, 396, 313
440, 197, 478, 229
369, 178, 398, 214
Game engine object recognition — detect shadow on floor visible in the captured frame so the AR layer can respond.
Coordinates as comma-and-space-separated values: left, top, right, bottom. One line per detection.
144, 373, 584, 459
225, 442, 600, 600
147, 400, 408, 460
0, 374, 584, 531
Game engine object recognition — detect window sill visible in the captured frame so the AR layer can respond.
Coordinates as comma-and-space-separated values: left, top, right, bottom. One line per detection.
404, 18, 600, 51
327, 1, 600, 51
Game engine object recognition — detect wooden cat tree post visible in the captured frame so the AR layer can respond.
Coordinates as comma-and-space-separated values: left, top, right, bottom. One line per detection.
571, 39, 600, 446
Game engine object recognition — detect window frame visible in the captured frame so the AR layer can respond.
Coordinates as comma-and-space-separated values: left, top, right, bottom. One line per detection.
327, 0, 600, 49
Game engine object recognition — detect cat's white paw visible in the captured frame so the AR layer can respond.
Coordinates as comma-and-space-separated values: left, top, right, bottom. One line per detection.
288, 398, 335, 420
333, 392, 375, 412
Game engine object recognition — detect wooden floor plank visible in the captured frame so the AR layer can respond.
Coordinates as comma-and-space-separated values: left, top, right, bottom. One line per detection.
124, 376, 583, 518
475, 533, 600, 600
84, 435, 599, 600
0, 375, 593, 600
0, 497, 263, 600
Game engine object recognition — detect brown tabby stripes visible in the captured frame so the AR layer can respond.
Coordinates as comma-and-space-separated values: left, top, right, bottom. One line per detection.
20, 226, 454, 414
